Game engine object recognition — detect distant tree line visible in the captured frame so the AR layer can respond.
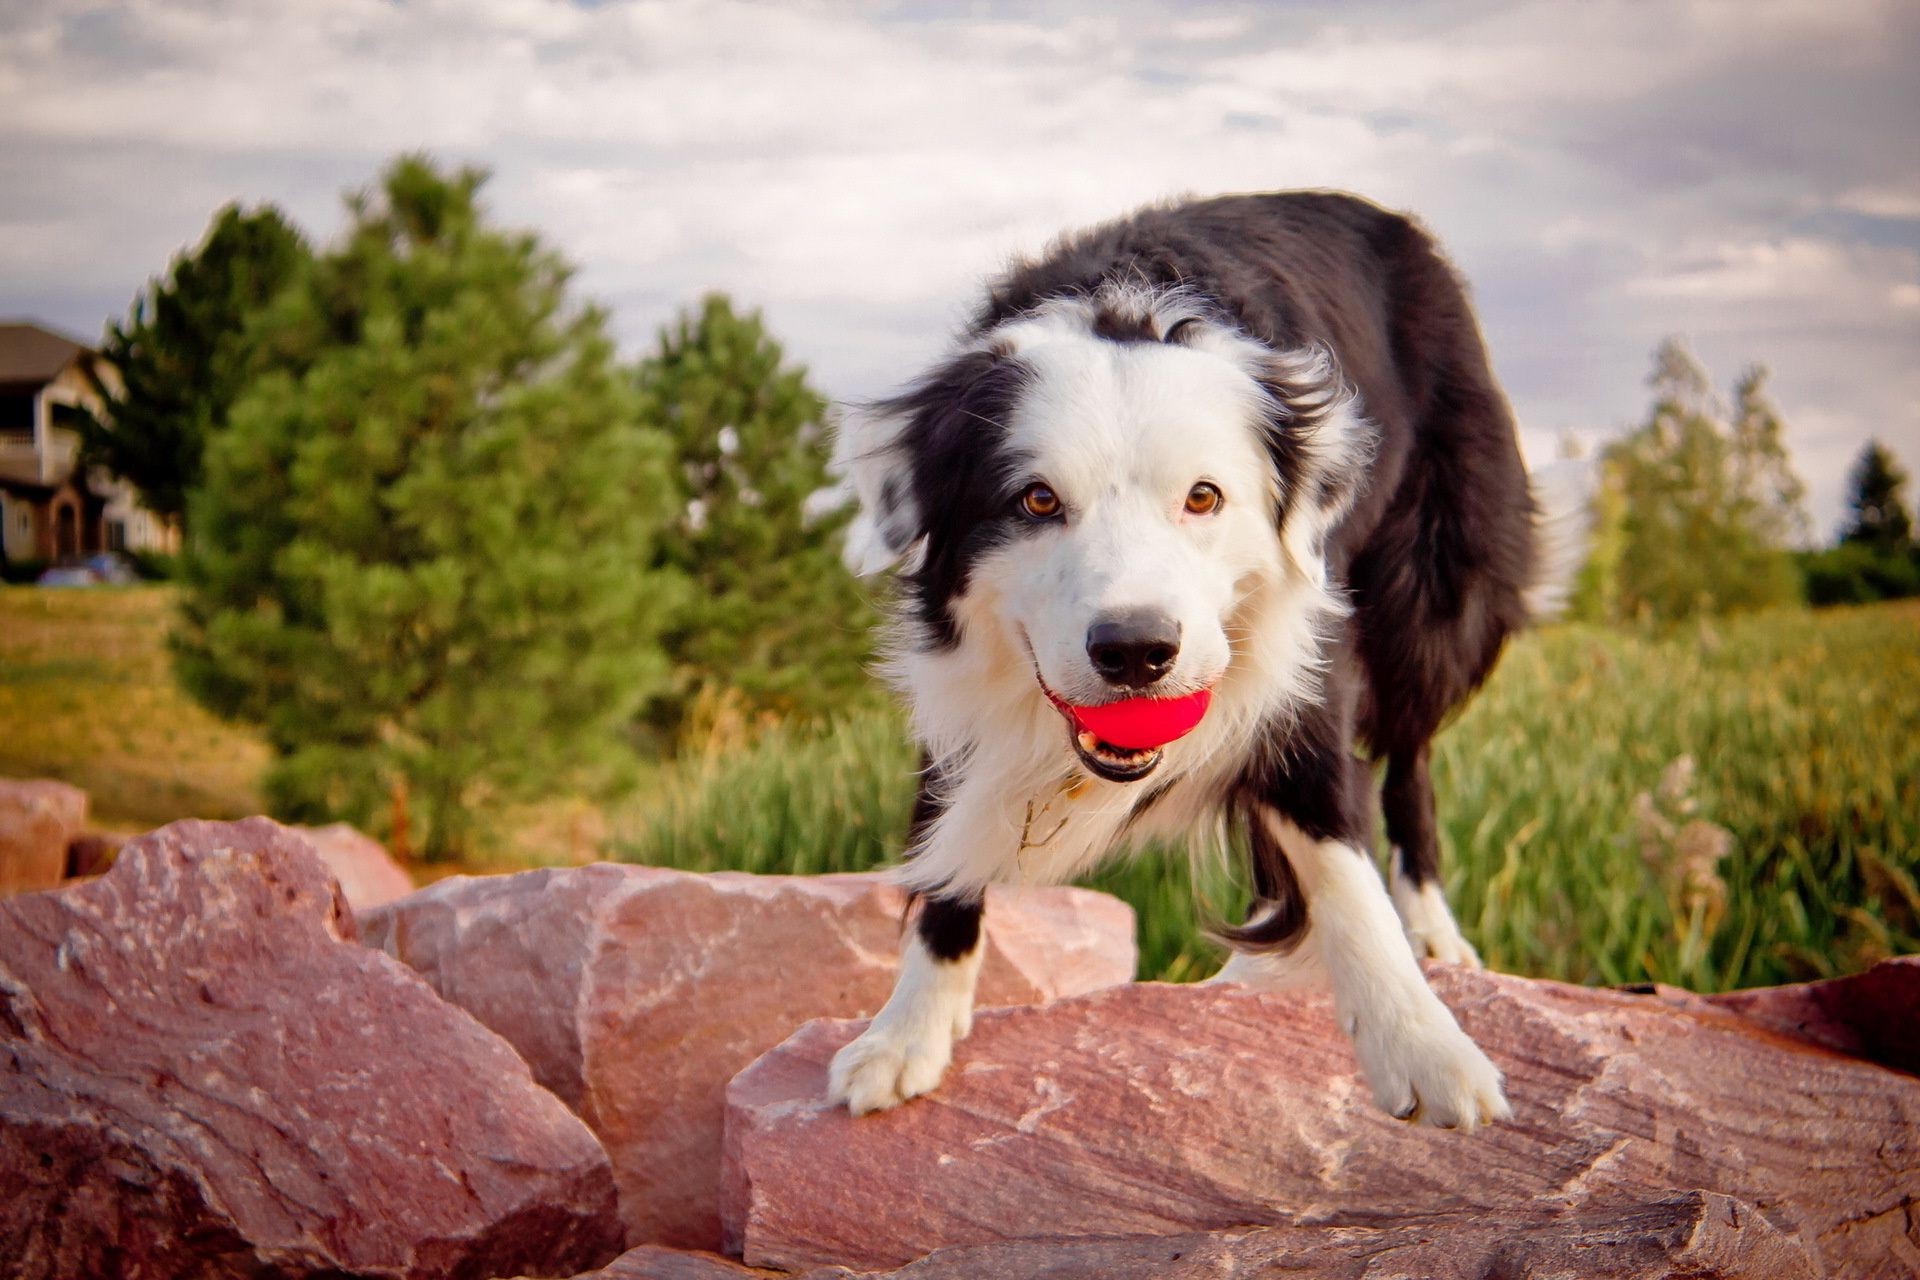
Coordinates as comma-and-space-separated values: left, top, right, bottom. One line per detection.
1568, 337, 1916, 625
87, 156, 1916, 853
94, 156, 873, 859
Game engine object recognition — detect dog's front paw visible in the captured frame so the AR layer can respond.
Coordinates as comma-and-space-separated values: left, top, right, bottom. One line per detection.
1390, 872, 1484, 968
1352, 1003, 1510, 1131
828, 1018, 958, 1116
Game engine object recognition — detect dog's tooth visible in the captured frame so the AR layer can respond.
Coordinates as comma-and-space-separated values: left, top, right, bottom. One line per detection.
1078, 731, 1099, 752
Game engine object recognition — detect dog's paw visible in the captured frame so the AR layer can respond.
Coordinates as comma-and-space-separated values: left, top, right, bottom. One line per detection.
1351, 1002, 1510, 1132
828, 1019, 958, 1116
1390, 871, 1484, 968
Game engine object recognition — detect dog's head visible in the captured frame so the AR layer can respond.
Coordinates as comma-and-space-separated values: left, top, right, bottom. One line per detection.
839, 284, 1371, 785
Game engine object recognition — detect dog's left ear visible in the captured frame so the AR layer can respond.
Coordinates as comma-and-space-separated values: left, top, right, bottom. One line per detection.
1254, 346, 1375, 589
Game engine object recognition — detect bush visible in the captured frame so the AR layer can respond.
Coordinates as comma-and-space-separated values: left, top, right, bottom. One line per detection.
1801, 542, 1920, 606
1, 558, 49, 585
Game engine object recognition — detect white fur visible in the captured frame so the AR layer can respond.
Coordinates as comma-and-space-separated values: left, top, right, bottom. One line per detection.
1267, 815, 1509, 1130
829, 930, 984, 1115
1390, 860, 1484, 967
832, 282, 1501, 1126
856, 287, 1367, 903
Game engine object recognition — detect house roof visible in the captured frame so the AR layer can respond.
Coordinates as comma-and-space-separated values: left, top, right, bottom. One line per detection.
0, 322, 94, 389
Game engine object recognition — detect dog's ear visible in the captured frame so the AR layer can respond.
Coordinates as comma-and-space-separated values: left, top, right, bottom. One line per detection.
1255, 346, 1375, 589
834, 346, 1026, 577
835, 402, 925, 577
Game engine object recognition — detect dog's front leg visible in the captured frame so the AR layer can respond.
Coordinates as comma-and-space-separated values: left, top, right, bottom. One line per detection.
1262, 808, 1511, 1130
830, 894, 983, 1115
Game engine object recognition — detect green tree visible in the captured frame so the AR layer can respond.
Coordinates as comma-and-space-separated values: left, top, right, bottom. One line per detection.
176, 156, 680, 859
1803, 440, 1920, 605
88, 204, 309, 527
1840, 440, 1913, 550
1596, 338, 1805, 622
637, 294, 874, 741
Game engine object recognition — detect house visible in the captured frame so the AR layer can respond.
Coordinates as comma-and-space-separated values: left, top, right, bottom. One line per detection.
0, 321, 178, 567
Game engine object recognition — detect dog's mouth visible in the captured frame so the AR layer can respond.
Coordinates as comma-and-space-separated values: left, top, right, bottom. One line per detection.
1068, 727, 1164, 782
1037, 680, 1213, 784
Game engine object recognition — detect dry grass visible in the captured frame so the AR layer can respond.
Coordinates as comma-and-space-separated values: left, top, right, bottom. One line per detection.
0, 585, 268, 830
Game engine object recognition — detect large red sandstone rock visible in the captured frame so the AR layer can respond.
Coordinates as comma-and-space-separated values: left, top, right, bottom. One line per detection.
298, 820, 415, 911
723, 967, 1919, 1276
1701, 954, 1920, 1075
557, 1191, 1812, 1279
362, 865, 1134, 1253
0, 777, 88, 896
0, 817, 623, 1280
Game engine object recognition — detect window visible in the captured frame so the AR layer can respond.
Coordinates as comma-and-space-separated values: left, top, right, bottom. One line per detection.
106, 520, 126, 551
0, 393, 32, 440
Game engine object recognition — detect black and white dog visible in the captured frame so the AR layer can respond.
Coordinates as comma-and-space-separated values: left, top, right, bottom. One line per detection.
831, 191, 1556, 1131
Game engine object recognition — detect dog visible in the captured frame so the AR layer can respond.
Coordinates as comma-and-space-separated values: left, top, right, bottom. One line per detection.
829, 190, 1562, 1131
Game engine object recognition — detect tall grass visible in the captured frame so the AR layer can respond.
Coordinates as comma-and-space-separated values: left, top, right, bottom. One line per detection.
0, 586, 267, 828
617, 603, 1920, 991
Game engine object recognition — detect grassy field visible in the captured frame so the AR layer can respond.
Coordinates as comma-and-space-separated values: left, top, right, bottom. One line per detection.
5, 585, 1914, 991
0, 586, 267, 830
619, 603, 1920, 991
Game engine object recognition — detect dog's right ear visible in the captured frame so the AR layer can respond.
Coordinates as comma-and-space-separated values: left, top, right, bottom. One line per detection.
834, 346, 1024, 577
835, 401, 925, 577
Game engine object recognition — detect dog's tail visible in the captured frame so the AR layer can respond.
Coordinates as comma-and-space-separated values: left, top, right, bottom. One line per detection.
1525, 457, 1597, 622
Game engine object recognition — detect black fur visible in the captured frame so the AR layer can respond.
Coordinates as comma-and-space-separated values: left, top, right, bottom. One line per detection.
894, 190, 1536, 951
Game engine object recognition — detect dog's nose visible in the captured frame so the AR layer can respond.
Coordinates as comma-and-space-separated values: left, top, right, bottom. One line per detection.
1086, 610, 1182, 689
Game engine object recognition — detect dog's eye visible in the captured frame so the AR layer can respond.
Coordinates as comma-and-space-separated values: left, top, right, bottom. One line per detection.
1018, 483, 1063, 521
1184, 482, 1223, 515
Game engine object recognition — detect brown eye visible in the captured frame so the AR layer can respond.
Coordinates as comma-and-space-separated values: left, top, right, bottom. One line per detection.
1019, 482, 1063, 520
1185, 482, 1222, 515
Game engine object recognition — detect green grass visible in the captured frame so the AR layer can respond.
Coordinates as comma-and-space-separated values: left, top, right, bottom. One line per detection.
7, 585, 1911, 991
617, 603, 1920, 991
0, 586, 268, 830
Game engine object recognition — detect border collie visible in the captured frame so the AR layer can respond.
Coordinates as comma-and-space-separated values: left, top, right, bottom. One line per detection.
830, 190, 1558, 1131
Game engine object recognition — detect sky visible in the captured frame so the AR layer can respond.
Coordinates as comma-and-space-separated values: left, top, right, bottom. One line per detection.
3, 0, 1916, 538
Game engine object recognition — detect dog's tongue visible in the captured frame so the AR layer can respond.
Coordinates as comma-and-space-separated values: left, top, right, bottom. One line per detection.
1057, 688, 1213, 750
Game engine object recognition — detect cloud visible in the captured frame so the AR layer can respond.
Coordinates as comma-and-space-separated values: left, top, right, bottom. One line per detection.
2, 0, 1914, 535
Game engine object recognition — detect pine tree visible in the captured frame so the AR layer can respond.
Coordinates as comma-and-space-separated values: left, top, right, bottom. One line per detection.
637, 294, 874, 741
176, 156, 681, 858
88, 204, 309, 527
1841, 440, 1913, 550
1598, 338, 1805, 621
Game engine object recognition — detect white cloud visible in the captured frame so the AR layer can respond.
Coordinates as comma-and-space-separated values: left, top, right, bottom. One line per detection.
2, 0, 1915, 535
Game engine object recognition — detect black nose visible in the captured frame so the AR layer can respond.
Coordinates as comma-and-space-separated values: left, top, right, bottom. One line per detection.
1086, 610, 1181, 689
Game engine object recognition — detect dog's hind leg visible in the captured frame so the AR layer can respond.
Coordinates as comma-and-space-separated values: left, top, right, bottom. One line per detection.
1383, 746, 1482, 967
829, 893, 983, 1115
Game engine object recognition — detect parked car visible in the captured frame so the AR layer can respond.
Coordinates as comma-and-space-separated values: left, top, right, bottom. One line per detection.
84, 552, 139, 584
36, 565, 101, 587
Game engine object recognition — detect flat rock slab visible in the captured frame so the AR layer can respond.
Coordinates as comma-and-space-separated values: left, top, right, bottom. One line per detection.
0, 777, 88, 897
558, 1191, 1811, 1279
0, 817, 623, 1280
363, 865, 1134, 1252
724, 967, 1919, 1275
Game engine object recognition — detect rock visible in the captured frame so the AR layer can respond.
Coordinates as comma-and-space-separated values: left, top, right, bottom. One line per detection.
362, 865, 1135, 1252
556, 1191, 1810, 1279
0, 817, 623, 1280
297, 820, 414, 911
0, 778, 88, 897
722, 967, 1919, 1276
545, 1243, 788, 1278
1702, 955, 1920, 1075
62, 829, 126, 879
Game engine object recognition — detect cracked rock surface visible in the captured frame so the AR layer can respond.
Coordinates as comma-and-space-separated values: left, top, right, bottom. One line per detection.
723, 966, 1920, 1276
0, 817, 623, 1280
362, 864, 1135, 1253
